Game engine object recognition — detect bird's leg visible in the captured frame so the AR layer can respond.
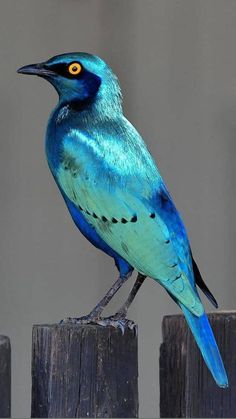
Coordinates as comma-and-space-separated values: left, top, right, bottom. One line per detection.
97, 273, 146, 333
114, 273, 146, 319
61, 274, 130, 325
86, 274, 130, 319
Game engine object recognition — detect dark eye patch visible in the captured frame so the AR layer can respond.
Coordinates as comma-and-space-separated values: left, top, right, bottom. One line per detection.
45, 62, 84, 79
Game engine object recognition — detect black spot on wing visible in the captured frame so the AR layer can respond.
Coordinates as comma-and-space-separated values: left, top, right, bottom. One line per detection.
77, 202, 138, 225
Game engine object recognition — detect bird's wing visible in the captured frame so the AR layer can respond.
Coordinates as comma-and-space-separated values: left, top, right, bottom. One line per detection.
56, 127, 203, 317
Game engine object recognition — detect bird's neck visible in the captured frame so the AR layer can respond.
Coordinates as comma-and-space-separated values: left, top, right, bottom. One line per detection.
56, 73, 123, 122
54, 96, 122, 125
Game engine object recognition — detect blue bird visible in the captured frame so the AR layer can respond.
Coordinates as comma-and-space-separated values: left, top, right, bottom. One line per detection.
18, 53, 228, 387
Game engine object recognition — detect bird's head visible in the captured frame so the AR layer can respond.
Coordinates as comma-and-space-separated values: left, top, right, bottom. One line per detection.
18, 52, 122, 115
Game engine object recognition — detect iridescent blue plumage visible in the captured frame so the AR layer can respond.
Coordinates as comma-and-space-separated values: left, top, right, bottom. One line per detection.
18, 52, 228, 387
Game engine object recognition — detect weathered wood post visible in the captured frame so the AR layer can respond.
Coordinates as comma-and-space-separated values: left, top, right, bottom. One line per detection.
31, 323, 138, 418
159, 312, 236, 418
0, 336, 11, 418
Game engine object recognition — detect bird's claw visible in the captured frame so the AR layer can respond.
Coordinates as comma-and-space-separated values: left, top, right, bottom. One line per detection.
97, 316, 137, 336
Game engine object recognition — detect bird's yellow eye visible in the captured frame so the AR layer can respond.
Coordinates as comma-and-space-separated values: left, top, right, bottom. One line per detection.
68, 62, 82, 76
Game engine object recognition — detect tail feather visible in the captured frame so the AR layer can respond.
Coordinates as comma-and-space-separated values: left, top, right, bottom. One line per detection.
180, 303, 228, 388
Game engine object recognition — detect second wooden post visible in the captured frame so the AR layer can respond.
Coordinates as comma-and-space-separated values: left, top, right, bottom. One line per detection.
159, 312, 235, 418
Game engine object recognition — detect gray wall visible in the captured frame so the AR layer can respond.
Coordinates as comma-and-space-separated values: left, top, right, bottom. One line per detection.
0, 0, 236, 416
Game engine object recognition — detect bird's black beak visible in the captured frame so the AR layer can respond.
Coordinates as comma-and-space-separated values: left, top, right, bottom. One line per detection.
17, 63, 55, 77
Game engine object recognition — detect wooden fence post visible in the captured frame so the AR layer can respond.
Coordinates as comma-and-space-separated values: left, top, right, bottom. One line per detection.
159, 312, 236, 418
31, 323, 138, 418
0, 336, 11, 418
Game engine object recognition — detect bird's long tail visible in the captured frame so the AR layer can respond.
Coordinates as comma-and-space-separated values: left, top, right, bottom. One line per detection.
180, 303, 228, 388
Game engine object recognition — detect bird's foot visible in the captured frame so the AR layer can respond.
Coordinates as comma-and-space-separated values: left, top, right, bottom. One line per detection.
96, 315, 137, 336
60, 314, 137, 335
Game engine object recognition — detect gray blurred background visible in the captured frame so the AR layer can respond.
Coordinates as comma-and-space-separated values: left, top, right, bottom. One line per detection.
1, 0, 236, 416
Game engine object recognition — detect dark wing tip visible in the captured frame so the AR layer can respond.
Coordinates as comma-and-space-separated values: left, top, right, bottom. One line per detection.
192, 254, 219, 309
